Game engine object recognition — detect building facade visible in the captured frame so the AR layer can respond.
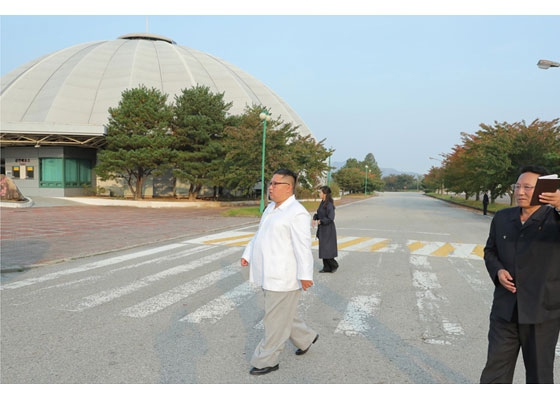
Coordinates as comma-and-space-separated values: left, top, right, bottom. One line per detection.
0, 33, 314, 198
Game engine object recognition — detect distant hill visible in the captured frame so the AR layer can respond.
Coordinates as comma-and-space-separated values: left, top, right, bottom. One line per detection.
330, 162, 421, 178
380, 168, 422, 178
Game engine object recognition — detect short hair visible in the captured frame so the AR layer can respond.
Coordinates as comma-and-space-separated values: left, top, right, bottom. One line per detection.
273, 168, 298, 186
519, 165, 550, 177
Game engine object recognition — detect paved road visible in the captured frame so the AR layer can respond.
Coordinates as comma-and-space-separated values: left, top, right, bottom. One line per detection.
1, 192, 558, 384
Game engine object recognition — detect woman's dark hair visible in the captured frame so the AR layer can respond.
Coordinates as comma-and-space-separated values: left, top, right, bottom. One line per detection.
319, 186, 334, 208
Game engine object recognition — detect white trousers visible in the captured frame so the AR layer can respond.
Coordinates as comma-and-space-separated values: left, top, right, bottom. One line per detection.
251, 289, 316, 368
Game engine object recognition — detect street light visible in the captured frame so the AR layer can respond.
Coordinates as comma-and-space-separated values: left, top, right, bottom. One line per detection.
537, 59, 560, 69
259, 110, 271, 213
327, 155, 331, 186
429, 156, 444, 194
364, 165, 368, 196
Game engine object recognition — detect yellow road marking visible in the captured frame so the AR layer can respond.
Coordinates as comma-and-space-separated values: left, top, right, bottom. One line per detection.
408, 241, 426, 252
226, 240, 252, 247
369, 239, 390, 252
471, 244, 484, 259
431, 243, 455, 257
338, 237, 372, 249
203, 233, 254, 244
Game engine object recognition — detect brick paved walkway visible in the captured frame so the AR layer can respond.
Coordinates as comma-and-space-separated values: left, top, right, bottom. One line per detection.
0, 204, 258, 271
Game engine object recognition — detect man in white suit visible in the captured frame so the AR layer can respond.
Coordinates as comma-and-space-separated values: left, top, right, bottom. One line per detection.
241, 168, 318, 375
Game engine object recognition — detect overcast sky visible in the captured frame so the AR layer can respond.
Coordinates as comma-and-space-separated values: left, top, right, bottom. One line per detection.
1, 3, 559, 174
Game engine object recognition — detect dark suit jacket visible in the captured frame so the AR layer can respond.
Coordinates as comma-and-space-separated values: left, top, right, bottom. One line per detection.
313, 200, 338, 259
484, 205, 560, 324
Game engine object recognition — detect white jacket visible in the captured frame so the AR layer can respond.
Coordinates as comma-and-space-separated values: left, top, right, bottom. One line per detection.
242, 195, 314, 291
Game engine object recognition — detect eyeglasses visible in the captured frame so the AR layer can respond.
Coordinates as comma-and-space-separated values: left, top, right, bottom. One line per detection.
269, 181, 290, 187
511, 184, 535, 191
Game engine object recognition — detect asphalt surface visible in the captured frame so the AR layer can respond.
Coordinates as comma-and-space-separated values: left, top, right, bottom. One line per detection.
0, 197, 260, 272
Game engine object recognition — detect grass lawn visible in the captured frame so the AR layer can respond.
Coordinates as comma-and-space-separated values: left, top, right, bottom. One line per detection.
426, 193, 511, 214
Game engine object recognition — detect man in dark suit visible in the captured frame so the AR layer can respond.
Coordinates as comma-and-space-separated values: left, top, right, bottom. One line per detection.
480, 166, 560, 383
482, 190, 489, 215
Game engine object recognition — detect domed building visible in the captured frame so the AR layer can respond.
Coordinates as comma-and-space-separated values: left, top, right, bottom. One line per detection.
0, 33, 314, 197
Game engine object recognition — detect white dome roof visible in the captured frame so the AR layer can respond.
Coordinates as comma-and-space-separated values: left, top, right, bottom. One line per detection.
0, 33, 313, 144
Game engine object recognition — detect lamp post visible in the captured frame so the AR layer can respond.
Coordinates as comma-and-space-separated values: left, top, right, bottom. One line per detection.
364, 165, 368, 196
259, 110, 271, 213
537, 59, 560, 69
327, 153, 332, 187
429, 156, 444, 194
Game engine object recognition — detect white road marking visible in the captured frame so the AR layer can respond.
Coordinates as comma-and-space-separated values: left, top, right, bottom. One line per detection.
410, 255, 464, 345
179, 281, 258, 323
335, 294, 381, 337
63, 247, 239, 312
121, 262, 245, 318
1, 242, 193, 290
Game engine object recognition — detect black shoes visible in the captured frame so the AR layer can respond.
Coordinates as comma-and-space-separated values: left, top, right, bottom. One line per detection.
249, 334, 319, 374
319, 269, 331, 273
295, 334, 319, 355
249, 364, 279, 375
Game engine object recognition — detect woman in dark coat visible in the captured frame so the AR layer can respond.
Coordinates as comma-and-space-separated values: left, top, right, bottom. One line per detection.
312, 186, 339, 273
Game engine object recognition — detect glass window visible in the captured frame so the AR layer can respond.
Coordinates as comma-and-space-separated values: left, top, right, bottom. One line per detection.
79, 159, 92, 184
65, 159, 79, 186
39, 158, 91, 188
40, 158, 63, 187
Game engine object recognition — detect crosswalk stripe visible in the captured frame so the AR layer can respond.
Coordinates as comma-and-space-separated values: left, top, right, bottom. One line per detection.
407, 241, 426, 252
338, 236, 374, 250
121, 262, 242, 318
472, 245, 485, 259
410, 241, 447, 256
431, 243, 455, 257
202, 233, 255, 245
411, 255, 464, 345
179, 281, 258, 323
225, 239, 252, 247
368, 239, 390, 252
335, 294, 381, 337
1, 242, 192, 290
185, 231, 486, 260
63, 247, 239, 312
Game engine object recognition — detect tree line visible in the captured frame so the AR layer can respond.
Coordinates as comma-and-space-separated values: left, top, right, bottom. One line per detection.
423, 118, 560, 203
95, 85, 333, 200
331, 154, 384, 194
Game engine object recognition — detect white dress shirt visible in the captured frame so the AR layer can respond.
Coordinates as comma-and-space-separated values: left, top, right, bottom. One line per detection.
242, 195, 314, 291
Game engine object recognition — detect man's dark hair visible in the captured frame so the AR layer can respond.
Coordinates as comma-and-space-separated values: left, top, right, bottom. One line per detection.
519, 165, 550, 177
273, 168, 298, 184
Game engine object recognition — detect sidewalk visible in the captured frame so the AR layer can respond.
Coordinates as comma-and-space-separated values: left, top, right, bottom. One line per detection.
0, 197, 260, 272
1, 195, 365, 272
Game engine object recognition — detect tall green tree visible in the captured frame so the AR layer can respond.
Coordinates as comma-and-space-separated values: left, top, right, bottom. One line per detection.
363, 153, 384, 191
383, 173, 418, 191
95, 85, 174, 199
220, 105, 331, 198
171, 85, 233, 199
435, 118, 560, 204
332, 155, 384, 193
